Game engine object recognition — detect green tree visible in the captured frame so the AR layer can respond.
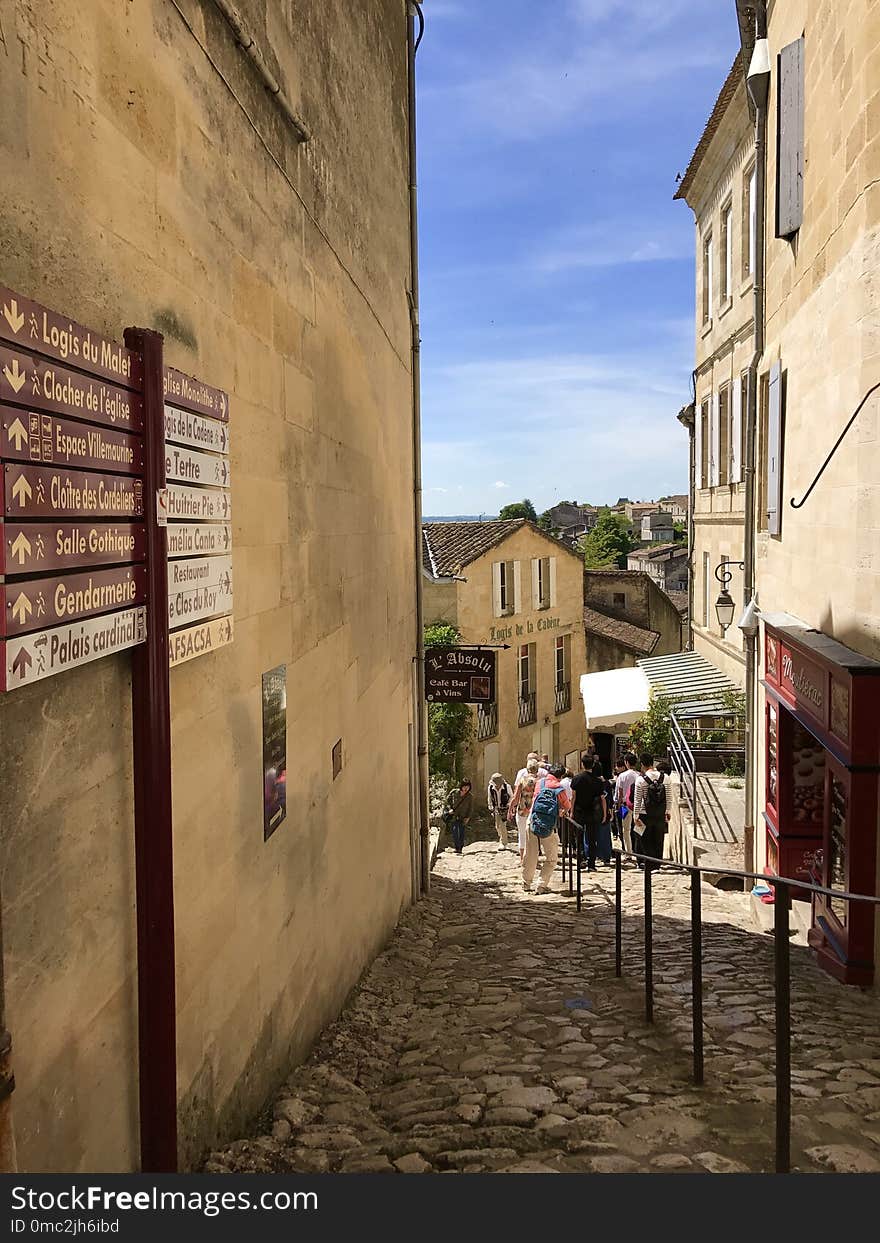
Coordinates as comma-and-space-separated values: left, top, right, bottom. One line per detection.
498, 499, 537, 522
673, 521, 687, 542
537, 509, 556, 533
580, 511, 634, 569
424, 621, 473, 780
628, 691, 673, 758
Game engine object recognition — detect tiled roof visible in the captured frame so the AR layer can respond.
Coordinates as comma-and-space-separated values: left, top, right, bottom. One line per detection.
674, 55, 743, 203
628, 542, 686, 563
664, 589, 689, 616
422, 520, 579, 578
583, 605, 659, 658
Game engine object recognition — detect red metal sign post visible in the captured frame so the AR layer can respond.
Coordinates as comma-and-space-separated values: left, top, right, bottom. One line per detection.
125, 327, 177, 1172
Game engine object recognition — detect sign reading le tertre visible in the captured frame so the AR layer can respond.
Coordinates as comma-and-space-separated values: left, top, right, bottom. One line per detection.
425, 647, 497, 704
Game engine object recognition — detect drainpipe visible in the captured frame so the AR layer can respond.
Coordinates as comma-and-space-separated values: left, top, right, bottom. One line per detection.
407, 3, 431, 895
676, 396, 696, 651
743, 4, 770, 877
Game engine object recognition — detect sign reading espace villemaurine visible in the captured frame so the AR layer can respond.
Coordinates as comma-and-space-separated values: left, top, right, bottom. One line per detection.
425, 647, 497, 704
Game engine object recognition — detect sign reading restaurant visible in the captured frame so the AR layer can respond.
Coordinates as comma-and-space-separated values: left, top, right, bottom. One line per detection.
425, 647, 497, 704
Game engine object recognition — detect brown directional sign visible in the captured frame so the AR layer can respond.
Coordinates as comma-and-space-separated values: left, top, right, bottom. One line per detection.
0, 521, 146, 575
0, 284, 142, 390
1, 405, 144, 474
425, 647, 497, 703
0, 344, 143, 432
163, 366, 228, 422
2, 464, 144, 519
1, 564, 147, 637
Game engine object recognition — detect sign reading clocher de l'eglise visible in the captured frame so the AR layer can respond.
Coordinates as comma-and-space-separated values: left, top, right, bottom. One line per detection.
425, 647, 497, 704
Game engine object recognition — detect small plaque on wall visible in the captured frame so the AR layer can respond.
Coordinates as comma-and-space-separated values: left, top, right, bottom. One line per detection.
262, 664, 287, 840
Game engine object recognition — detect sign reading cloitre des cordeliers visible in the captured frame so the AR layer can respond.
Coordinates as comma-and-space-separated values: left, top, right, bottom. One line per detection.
0, 284, 147, 690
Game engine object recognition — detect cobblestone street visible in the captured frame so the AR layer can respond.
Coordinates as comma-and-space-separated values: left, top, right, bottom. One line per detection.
208, 825, 880, 1175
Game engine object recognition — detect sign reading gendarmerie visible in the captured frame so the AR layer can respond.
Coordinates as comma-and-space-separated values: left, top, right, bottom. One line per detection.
1, 565, 147, 637
425, 647, 497, 704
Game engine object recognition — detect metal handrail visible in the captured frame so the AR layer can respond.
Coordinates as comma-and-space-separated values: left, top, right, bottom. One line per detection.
668, 713, 697, 827
556, 814, 880, 1174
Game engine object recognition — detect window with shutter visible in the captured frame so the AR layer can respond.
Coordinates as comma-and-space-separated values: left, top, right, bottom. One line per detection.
492, 562, 503, 618
721, 203, 733, 303
731, 373, 744, 484
758, 372, 770, 530
697, 399, 709, 488
513, 560, 522, 615
710, 392, 721, 487
718, 384, 730, 484
702, 233, 713, 322
742, 163, 757, 278
777, 38, 804, 238
766, 362, 783, 535
549, 557, 557, 608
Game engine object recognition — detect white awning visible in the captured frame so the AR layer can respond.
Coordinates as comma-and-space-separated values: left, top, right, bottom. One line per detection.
579, 666, 649, 731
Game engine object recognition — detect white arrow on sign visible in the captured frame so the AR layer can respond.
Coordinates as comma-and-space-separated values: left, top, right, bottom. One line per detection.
2, 359, 26, 394
10, 531, 32, 565
2, 299, 24, 334
7, 417, 28, 451
11, 592, 32, 624
11, 475, 32, 507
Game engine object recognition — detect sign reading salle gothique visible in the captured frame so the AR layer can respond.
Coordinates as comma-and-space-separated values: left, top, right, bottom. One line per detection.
425, 647, 496, 704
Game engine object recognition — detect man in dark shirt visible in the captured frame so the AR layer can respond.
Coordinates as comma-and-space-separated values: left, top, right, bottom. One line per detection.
570, 751, 607, 872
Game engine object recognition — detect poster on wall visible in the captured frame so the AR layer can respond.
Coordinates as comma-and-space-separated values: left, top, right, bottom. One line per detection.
262, 664, 287, 841
425, 647, 496, 703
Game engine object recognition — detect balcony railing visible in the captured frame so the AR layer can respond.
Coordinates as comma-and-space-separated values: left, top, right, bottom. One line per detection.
518, 692, 537, 727
476, 701, 498, 741
554, 681, 571, 715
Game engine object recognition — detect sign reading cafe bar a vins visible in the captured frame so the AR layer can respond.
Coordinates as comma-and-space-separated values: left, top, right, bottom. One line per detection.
164, 366, 234, 668
425, 647, 497, 704
0, 284, 147, 691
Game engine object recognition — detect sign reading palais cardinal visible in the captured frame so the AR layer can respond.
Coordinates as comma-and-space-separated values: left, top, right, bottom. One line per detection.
425, 647, 496, 704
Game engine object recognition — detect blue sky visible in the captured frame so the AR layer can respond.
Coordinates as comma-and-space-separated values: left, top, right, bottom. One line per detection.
417, 0, 740, 516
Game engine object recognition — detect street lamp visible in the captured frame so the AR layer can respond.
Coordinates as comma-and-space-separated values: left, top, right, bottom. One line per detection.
714, 559, 745, 634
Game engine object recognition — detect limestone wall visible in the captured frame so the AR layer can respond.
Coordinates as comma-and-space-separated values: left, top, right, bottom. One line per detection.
0, 0, 417, 1169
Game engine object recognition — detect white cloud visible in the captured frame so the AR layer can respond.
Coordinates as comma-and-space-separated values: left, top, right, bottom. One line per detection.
494, 480, 508, 489
534, 219, 694, 273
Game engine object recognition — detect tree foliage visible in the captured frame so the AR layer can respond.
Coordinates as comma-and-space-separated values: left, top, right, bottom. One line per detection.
498, 499, 537, 522
580, 511, 635, 569
673, 521, 687, 542
628, 691, 673, 759
424, 621, 473, 779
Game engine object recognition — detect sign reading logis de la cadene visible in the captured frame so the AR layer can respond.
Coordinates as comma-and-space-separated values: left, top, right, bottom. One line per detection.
489, 615, 564, 642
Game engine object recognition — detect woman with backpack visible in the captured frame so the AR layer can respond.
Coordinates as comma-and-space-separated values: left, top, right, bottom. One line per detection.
522, 764, 571, 894
508, 756, 541, 862
443, 779, 473, 855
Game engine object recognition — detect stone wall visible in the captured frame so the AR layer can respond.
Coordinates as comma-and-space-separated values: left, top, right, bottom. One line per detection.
0, 0, 417, 1170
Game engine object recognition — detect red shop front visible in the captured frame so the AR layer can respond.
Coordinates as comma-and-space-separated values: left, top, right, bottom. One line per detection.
763, 622, 880, 986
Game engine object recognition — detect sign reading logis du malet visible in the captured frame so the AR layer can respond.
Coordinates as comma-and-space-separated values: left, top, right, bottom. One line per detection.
164, 365, 234, 668
425, 647, 497, 704
0, 284, 147, 691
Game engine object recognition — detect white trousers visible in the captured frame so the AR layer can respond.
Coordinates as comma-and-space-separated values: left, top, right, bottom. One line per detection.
523, 831, 559, 888
515, 811, 530, 852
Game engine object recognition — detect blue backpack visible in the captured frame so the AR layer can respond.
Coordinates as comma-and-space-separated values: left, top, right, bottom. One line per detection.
530, 779, 562, 838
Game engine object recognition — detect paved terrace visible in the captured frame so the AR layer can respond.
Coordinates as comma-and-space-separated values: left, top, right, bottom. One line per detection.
207, 821, 880, 1175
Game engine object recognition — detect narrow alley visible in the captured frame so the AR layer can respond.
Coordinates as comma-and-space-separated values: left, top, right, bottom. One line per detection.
207, 822, 880, 1176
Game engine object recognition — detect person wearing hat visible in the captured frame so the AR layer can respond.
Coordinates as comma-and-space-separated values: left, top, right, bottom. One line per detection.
487, 772, 513, 851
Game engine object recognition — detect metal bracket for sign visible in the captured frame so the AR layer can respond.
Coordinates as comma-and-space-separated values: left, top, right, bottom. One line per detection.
454, 643, 512, 651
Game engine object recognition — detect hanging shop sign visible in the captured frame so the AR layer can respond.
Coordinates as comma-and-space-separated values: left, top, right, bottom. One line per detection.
1, 406, 143, 473
262, 664, 287, 840
425, 647, 497, 704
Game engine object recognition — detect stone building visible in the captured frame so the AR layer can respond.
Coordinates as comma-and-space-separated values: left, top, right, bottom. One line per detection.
674, 52, 754, 689
639, 511, 675, 543
678, 0, 880, 985
583, 570, 684, 671
422, 521, 588, 781
626, 543, 689, 594
0, 0, 421, 1169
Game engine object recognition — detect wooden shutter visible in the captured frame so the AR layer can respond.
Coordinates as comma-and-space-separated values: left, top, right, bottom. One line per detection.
513, 560, 522, 615
694, 400, 703, 489
492, 562, 503, 618
777, 38, 804, 237
549, 557, 557, 607
531, 558, 540, 609
710, 392, 721, 487
767, 362, 783, 535
731, 376, 743, 483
